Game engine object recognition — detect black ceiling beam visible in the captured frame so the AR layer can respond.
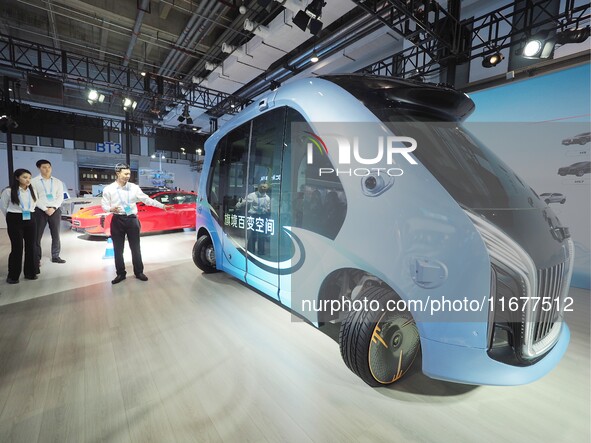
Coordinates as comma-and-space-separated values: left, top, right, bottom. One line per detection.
359, 0, 590, 81
0, 33, 244, 121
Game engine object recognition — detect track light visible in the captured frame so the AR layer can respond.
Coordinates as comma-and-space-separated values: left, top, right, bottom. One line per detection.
482, 51, 504, 68
556, 27, 590, 44
0, 115, 18, 133
293, 0, 326, 35
518, 27, 589, 60
87, 89, 105, 105
122, 97, 137, 111
222, 42, 246, 57
244, 19, 270, 38
520, 31, 555, 59
310, 52, 319, 63
205, 61, 218, 71
178, 105, 192, 125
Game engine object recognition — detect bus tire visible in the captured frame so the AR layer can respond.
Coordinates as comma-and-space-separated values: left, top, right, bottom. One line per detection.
193, 235, 218, 273
339, 286, 420, 386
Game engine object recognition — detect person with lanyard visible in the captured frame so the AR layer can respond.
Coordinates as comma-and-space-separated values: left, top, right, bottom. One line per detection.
0, 168, 38, 284
31, 159, 66, 272
101, 163, 172, 284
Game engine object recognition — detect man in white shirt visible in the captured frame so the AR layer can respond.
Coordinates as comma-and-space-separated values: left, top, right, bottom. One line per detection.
101, 163, 171, 284
31, 159, 66, 272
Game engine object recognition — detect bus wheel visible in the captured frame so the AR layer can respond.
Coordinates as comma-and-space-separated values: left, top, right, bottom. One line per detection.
339, 286, 420, 386
192, 235, 218, 273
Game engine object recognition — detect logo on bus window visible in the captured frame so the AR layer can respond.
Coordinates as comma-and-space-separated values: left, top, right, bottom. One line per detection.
305, 130, 418, 177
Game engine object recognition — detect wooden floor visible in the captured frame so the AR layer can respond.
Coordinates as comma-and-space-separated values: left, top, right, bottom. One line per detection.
0, 227, 589, 443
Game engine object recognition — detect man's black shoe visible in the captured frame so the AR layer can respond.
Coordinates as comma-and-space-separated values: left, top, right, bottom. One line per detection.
35, 269, 41, 275
52, 257, 66, 264
24, 275, 38, 280
111, 275, 126, 284
6, 278, 19, 284
135, 273, 149, 282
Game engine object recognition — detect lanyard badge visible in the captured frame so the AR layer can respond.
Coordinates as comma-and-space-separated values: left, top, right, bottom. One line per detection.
20, 188, 33, 220
117, 185, 133, 215
43, 178, 54, 201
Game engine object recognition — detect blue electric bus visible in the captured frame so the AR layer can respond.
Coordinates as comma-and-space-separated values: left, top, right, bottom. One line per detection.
193, 75, 573, 386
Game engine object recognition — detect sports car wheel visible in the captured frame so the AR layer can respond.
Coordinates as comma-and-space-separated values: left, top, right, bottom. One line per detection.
193, 235, 218, 273
339, 286, 420, 386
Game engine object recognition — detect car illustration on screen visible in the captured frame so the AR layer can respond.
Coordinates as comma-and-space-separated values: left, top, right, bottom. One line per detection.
557, 161, 591, 177
539, 193, 566, 204
71, 190, 197, 236
562, 132, 591, 146
193, 75, 574, 387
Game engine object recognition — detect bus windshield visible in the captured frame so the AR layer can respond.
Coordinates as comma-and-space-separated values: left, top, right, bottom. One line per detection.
326, 76, 543, 210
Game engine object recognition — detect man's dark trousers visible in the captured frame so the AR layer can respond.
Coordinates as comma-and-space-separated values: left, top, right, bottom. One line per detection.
110, 214, 143, 277
34, 207, 62, 265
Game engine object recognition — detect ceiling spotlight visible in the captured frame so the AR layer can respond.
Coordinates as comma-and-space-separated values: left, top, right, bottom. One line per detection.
196, 148, 203, 155
293, 0, 326, 35
239, 5, 247, 14
140, 72, 147, 77
87, 89, 105, 105
482, 51, 504, 68
178, 104, 191, 125
244, 19, 270, 38
556, 27, 590, 44
521, 32, 552, 59
205, 61, 218, 71
310, 52, 319, 63
0, 115, 18, 133
122, 97, 137, 111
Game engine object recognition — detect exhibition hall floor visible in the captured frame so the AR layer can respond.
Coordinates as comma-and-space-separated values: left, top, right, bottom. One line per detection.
0, 227, 589, 442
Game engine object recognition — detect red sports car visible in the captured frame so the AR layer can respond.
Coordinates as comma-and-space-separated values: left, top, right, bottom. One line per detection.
71, 190, 197, 236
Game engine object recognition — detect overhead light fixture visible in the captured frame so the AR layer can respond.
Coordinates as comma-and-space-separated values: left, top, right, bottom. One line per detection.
520, 31, 554, 59
122, 97, 137, 111
222, 42, 246, 58
244, 19, 270, 38
0, 115, 18, 133
293, 0, 326, 35
310, 52, 319, 63
205, 61, 219, 71
87, 89, 105, 105
556, 27, 590, 44
178, 104, 192, 125
482, 51, 504, 68
140, 72, 147, 77
518, 27, 589, 60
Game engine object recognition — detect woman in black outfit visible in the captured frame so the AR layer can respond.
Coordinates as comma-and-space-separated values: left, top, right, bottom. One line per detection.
0, 169, 38, 284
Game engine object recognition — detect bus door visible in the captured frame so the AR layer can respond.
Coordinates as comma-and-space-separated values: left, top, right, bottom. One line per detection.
218, 123, 251, 276
243, 108, 286, 298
